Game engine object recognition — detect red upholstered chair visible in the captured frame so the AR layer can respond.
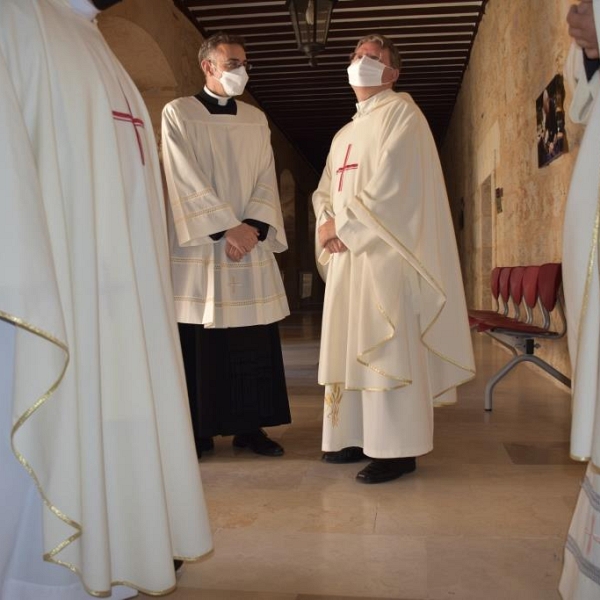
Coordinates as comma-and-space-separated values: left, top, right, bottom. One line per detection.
468, 266, 510, 328
480, 263, 570, 410
509, 266, 526, 321
497, 266, 513, 317
473, 266, 525, 332
521, 265, 540, 324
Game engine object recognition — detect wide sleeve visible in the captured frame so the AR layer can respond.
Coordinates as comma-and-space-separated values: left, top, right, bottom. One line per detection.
312, 154, 333, 224
242, 121, 287, 253
311, 152, 335, 275
161, 102, 241, 247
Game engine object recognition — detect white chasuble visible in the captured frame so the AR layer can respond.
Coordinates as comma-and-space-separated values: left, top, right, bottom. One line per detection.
313, 90, 475, 457
560, 4, 600, 596
0, 0, 211, 597
162, 97, 289, 328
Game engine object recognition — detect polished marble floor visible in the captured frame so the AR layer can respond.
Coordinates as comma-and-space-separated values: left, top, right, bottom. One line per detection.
143, 312, 585, 600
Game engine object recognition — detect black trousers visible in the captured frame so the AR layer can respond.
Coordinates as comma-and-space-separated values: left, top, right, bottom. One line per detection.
178, 322, 291, 450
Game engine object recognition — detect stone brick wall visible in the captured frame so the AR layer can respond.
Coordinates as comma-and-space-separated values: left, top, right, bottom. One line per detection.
440, 0, 584, 380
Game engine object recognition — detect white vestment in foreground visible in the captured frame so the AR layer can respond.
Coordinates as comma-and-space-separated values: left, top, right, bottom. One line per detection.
560, 4, 600, 594
161, 97, 289, 328
0, 0, 212, 597
313, 89, 475, 458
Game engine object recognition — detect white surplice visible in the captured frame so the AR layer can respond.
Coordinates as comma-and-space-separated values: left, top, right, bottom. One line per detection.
560, 3, 600, 595
161, 97, 289, 328
0, 0, 212, 597
313, 89, 475, 458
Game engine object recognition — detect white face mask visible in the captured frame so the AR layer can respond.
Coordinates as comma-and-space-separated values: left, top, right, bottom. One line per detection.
218, 66, 249, 97
347, 56, 387, 87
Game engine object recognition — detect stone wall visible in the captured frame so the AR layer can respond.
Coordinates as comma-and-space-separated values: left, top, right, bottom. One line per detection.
98, 0, 322, 310
440, 0, 584, 380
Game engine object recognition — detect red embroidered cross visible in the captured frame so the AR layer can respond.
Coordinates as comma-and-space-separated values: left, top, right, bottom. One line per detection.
112, 95, 145, 165
336, 144, 358, 192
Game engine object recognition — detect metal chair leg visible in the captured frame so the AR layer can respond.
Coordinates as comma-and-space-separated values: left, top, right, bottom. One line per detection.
484, 354, 571, 411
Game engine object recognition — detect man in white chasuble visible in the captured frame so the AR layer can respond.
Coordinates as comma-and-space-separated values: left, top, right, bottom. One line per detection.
0, 0, 213, 598
313, 34, 475, 484
560, 1, 600, 598
161, 33, 291, 459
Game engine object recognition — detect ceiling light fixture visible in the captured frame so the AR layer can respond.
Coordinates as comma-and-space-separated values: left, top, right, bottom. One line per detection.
286, 0, 337, 67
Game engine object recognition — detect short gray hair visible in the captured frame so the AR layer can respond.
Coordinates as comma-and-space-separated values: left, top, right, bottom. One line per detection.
351, 34, 401, 70
198, 31, 247, 63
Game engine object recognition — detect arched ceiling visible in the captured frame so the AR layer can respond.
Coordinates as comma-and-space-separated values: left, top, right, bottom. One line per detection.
173, 0, 488, 171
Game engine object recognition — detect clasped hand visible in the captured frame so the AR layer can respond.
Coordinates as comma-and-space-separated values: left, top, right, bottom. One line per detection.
318, 218, 347, 254
225, 223, 259, 262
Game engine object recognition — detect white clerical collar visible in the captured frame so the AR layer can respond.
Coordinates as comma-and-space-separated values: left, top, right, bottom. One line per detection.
204, 86, 231, 106
354, 88, 394, 118
69, 0, 100, 20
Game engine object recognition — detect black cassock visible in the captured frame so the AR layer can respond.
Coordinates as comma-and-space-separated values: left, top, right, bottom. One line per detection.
178, 322, 291, 444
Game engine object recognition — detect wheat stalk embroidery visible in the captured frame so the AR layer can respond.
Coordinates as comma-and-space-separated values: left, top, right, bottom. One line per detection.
324, 384, 343, 427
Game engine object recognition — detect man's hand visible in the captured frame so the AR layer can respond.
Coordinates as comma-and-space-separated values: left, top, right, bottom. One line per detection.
225, 242, 244, 262
319, 218, 347, 253
568, 1, 599, 59
225, 223, 259, 254
318, 218, 337, 248
325, 238, 347, 254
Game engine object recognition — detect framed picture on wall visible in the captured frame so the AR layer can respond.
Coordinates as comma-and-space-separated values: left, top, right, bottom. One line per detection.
536, 74, 568, 168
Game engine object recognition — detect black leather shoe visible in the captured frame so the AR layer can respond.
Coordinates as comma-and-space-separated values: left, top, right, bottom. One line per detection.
356, 457, 416, 484
322, 446, 367, 463
196, 436, 214, 459
232, 430, 284, 457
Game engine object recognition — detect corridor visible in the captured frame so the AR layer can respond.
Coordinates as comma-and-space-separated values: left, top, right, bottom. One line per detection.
145, 311, 582, 600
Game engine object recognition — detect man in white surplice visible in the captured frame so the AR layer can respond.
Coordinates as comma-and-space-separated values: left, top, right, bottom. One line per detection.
0, 1, 211, 598
313, 34, 475, 484
161, 33, 291, 459
559, 1, 600, 597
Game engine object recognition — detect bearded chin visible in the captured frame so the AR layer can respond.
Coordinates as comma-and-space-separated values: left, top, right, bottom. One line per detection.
91, 0, 122, 9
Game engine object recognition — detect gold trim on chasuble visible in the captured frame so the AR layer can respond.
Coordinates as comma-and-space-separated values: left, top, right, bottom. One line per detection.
354, 196, 476, 391
0, 312, 86, 579
1, 311, 207, 597
569, 159, 600, 469
325, 384, 343, 426
356, 303, 412, 386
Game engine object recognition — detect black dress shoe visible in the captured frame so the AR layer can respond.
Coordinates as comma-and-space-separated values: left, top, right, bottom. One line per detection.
196, 436, 214, 459
232, 429, 284, 457
356, 457, 416, 484
322, 446, 367, 463
173, 559, 184, 572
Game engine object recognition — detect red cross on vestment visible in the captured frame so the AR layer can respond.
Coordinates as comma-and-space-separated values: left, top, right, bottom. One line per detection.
112, 95, 146, 165
336, 144, 358, 192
